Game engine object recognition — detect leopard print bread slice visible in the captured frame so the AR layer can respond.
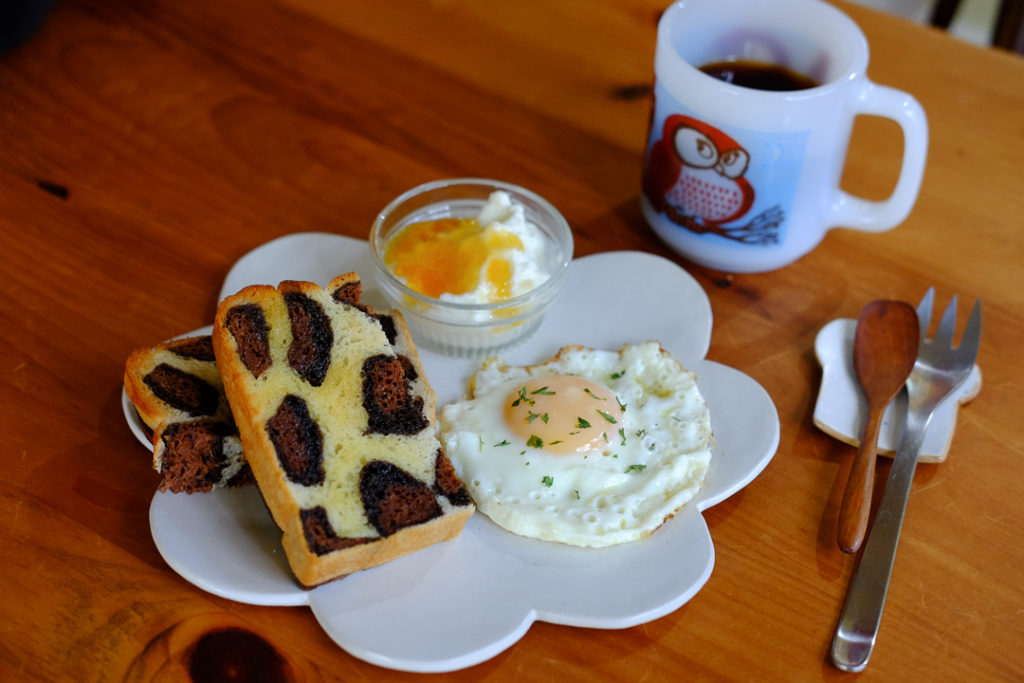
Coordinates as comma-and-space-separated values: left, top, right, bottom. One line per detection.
124, 335, 253, 493
213, 272, 473, 587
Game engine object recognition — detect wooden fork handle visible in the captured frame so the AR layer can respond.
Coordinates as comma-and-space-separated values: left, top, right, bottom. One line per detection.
838, 406, 884, 553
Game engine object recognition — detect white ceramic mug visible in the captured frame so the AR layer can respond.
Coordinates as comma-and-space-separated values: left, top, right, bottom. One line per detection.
641, 0, 928, 273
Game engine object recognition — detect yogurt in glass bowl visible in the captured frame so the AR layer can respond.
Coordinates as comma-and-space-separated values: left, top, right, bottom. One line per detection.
369, 178, 573, 357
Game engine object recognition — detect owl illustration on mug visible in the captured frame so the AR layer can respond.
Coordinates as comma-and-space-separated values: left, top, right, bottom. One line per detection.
644, 113, 782, 245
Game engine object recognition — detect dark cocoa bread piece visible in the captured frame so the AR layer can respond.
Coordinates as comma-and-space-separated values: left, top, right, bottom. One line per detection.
124, 334, 253, 493
213, 272, 473, 587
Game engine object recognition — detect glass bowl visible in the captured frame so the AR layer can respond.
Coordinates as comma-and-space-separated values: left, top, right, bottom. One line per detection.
369, 178, 573, 358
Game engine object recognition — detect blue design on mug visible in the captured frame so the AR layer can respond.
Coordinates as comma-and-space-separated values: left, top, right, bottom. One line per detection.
643, 83, 809, 247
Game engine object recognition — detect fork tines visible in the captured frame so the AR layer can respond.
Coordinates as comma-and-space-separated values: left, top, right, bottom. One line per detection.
917, 287, 982, 360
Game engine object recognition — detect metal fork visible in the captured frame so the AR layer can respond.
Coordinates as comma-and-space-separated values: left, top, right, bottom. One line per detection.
831, 289, 982, 672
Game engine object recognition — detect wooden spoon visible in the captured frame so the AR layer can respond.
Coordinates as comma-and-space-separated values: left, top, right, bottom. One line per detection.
837, 300, 919, 554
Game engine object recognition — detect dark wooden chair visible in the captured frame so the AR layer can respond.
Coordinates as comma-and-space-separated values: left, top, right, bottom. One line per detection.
931, 0, 1024, 53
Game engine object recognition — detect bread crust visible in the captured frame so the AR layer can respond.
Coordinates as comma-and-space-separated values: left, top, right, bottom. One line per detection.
124, 334, 249, 492
213, 273, 472, 587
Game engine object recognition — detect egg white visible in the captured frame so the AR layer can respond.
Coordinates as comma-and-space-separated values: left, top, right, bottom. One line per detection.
439, 342, 714, 547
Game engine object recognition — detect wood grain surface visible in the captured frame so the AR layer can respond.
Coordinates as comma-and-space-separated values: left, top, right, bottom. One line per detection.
1, 0, 1022, 680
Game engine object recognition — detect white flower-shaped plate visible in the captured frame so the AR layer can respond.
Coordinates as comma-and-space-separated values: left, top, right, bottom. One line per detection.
127, 234, 779, 673
813, 318, 982, 463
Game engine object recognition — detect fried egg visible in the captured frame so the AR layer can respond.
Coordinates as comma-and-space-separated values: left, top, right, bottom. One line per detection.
438, 342, 714, 547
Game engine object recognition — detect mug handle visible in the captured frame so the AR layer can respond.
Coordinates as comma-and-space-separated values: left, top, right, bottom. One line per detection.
831, 82, 929, 232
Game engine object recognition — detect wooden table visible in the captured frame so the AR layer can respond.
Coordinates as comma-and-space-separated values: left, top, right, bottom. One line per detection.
2, 0, 1021, 679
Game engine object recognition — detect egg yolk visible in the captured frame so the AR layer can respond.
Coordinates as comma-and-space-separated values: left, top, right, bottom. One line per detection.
383, 216, 524, 301
504, 375, 624, 455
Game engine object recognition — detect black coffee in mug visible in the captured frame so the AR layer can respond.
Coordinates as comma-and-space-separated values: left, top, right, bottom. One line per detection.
699, 60, 820, 91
